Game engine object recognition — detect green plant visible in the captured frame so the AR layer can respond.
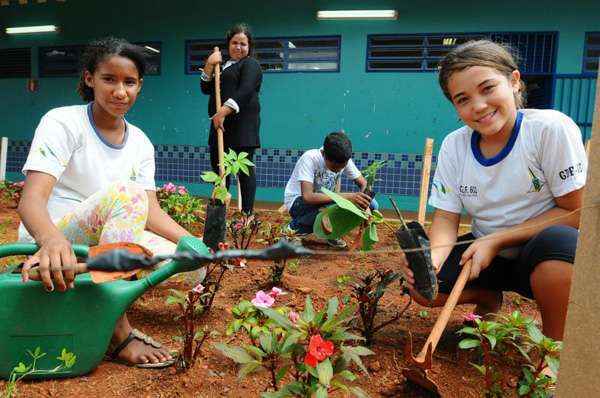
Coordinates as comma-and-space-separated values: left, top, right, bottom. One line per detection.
0, 181, 24, 209
336, 274, 353, 288
2, 347, 76, 398
201, 149, 255, 204
258, 222, 299, 286
320, 187, 384, 251
361, 160, 386, 194
228, 211, 262, 250
352, 269, 410, 346
418, 310, 429, 319
157, 182, 204, 231
216, 295, 372, 397
166, 282, 210, 371
458, 311, 561, 398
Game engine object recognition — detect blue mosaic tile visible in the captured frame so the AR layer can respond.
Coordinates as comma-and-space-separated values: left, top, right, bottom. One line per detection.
6, 140, 438, 197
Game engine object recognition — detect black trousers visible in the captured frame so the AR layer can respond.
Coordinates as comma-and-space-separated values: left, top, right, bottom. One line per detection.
209, 145, 257, 214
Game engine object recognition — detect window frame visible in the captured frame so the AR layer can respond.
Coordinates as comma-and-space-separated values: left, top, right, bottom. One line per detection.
185, 35, 341, 74
0, 47, 32, 79
582, 32, 600, 76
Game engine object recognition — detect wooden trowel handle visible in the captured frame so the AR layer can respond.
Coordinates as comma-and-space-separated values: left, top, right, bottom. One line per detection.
417, 259, 473, 361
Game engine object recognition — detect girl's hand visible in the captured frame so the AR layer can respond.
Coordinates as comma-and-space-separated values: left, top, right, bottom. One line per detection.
21, 235, 77, 292
460, 238, 501, 280
206, 47, 222, 66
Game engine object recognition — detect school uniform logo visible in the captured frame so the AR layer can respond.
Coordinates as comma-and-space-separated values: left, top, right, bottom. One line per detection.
458, 185, 478, 197
527, 167, 545, 193
558, 162, 584, 181
432, 181, 450, 195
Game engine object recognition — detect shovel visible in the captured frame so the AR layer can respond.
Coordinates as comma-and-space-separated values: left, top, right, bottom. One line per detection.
203, 51, 230, 250
402, 259, 473, 396
26, 242, 153, 284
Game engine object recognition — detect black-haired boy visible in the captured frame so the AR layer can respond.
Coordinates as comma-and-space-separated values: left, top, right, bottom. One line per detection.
283, 131, 376, 248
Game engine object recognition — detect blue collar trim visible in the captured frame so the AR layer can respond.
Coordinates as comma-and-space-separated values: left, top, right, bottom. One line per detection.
471, 111, 523, 167
86, 102, 128, 150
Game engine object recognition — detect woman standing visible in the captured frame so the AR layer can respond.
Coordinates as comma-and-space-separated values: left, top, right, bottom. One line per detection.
201, 23, 262, 215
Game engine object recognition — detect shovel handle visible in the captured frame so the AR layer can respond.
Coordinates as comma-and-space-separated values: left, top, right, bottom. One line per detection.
214, 61, 225, 183
0, 243, 89, 259
417, 259, 472, 361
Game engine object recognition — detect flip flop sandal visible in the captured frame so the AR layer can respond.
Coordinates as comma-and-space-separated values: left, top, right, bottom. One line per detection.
108, 328, 176, 369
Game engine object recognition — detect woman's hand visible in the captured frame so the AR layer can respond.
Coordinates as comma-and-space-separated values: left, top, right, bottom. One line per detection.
206, 47, 222, 66
21, 234, 77, 292
460, 237, 501, 280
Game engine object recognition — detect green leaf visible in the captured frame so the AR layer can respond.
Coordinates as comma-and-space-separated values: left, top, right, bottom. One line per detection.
459, 338, 481, 350
258, 307, 294, 329
321, 188, 367, 219
348, 346, 374, 356
361, 223, 378, 251
316, 386, 328, 398
349, 386, 370, 398
275, 365, 290, 384
193, 330, 205, 341
259, 333, 273, 354
238, 360, 263, 379
244, 345, 266, 359
280, 330, 302, 353
317, 358, 333, 386
518, 384, 530, 396
326, 297, 339, 321
201, 172, 219, 183
485, 334, 497, 350
241, 158, 255, 167
238, 152, 248, 160
339, 369, 357, 381
470, 363, 486, 376
527, 323, 544, 344
545, 355, 560, 377
302, 295, 315, 323
13, 362, 28, 373
239, 163, 250, 176
213, 343, 254, 364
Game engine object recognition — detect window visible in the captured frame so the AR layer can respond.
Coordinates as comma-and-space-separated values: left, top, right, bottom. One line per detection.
185, 35, 341, 74
0, 47, 31, 78
39, 45, 84, 77
583, 32, 600, 75
367, 31, 556, 74
136, 42, 162, 75
254, 36, 340, 72
366, 33, 485, 71
39, 42, 161, 77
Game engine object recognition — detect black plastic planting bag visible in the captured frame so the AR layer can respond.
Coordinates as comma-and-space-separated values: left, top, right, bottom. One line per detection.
395, 221, 438, 301
203, 201, 226, 251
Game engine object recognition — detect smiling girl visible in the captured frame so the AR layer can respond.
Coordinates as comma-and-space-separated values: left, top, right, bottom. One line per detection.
398, 40, 588, 340
17, 37, 192, 368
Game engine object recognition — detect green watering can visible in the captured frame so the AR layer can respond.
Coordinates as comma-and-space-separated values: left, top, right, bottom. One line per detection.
0, 236, 209, 380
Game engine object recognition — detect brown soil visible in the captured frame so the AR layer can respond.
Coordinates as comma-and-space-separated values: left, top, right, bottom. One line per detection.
0, 205, 539, 398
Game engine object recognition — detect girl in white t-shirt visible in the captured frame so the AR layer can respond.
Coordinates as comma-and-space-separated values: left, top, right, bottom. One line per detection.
18, 37, 191, 368
398, 40, 587, 340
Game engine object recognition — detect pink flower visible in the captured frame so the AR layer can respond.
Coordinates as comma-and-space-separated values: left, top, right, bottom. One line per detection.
463, 313, 482, 322
192, 283, 204, 294
233, 221, 244, 231
163, 182, 176, 193
269, 287, 285, 298
251, 291, 275, 308
288, 311, 300, 324
177, 186, 188, 195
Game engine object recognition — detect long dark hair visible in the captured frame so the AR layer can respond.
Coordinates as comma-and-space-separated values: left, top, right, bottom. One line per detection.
226, 23, 254, 57
77, 37, 147, 102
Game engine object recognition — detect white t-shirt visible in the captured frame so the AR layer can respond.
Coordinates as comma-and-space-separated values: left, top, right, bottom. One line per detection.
284, 148, 361, 209
429, 109, 587, 243
18, 104, 156, 241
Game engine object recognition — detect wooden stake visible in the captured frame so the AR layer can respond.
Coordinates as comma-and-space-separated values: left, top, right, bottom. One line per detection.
0, 137, 7, 182
556, 67, 600, 396
417, 138, 434, 226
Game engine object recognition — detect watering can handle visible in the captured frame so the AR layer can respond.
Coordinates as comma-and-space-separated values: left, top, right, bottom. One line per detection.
0, 243, 89, 259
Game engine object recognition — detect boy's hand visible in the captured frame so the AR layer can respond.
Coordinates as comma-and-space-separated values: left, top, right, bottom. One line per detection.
460, 238, 501, 280
344, 192, 371, 209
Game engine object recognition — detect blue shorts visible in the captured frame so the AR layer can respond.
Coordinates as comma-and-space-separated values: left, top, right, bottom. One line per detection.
437, 225, 578, 299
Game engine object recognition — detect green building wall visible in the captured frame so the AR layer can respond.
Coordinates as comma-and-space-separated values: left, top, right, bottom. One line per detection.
1, 0, 598, 209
